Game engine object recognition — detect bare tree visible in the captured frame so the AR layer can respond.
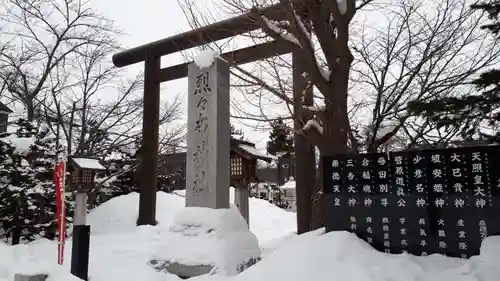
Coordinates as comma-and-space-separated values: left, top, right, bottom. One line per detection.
178, 0, 373, 231
178, 0, 500, 231
40, 54, 185, 158
351, 0, 500, 152
0, 0, 186, 156
0, 0, 117, 121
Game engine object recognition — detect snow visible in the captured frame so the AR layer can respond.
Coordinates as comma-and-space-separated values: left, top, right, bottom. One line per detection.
2, 189, 500, 281
261, 16, 301, 47
320, 68, 331, 81
3, 226, 500, 281
153, 207, 260, 276
85, 192, 185, 235
280, 180, 295, 190
337, 0, 347, 15
479, 236, 500, 267
229, 230, 500, 281
72, 158, 106, 170
194, 49, 219, 69
3, 135, 35, 154
238, 144, 275, 161
90, 189, 296, 245
303, 119, 324, 134
305, 105, 325, 112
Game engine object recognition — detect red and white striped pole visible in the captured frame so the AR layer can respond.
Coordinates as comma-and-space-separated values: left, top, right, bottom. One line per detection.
55, 153, 67, 265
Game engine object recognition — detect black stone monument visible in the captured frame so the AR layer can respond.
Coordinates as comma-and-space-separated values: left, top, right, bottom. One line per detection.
323, 145, 500, 258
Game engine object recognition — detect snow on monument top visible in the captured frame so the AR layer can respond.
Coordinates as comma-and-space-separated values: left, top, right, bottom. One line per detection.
194, 49, 219, 69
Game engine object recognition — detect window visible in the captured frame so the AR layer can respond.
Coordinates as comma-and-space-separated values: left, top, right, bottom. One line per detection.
231, 156, 243, 176
259, 192, 267, 199
72, 170, 80, 183
82, 169, 93, 183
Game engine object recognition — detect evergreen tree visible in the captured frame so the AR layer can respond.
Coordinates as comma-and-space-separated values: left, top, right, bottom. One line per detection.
106, 154, 138, 197
92, 145, 139, 207
408, 1, 500, 141
0, 119, 72, 244
91, 140, 179, 207
266, 118, 294, 156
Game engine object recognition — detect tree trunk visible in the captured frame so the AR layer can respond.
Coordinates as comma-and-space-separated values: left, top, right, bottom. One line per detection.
312, 77, 350, 231
26, 99, 34, 122
11, 216, 21, 245
293, 51, 316, 235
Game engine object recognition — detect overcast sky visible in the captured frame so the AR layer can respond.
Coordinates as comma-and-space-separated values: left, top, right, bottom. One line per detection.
90, 0, 273, 151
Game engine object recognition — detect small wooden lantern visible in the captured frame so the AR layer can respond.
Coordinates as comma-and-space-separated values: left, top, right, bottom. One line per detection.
230, 139, 273, 184
230, 155, 244, 177
70, 157, 106, 192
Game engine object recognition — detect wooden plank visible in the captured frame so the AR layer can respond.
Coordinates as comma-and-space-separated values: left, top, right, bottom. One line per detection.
111, 0, 309, 67
158, 40, 295, 82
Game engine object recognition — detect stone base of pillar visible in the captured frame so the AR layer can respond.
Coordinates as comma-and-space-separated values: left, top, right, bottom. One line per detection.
148, 207, 260, 278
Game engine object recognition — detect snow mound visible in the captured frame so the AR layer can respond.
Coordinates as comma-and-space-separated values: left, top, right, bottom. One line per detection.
86, 192, 185, 234
479, 236, 500, 269
86, 190, 296, 245
152, 207, 260, 276
233, 230, 500, 281
1, 220, 500, 281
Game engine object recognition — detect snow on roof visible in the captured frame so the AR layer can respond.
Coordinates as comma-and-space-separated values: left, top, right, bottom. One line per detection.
72, 158, 106, 170
238, 144, 275, 161
281, 180, 296, 190
194, 49, 219, 69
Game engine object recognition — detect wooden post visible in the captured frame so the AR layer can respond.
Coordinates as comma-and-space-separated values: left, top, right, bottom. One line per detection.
234, 181, 250, 226
292, 50, 316, 234
137, 53, 161, 226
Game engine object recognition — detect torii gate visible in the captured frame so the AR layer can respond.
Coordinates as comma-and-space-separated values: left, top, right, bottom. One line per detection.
111, 1, 316, 232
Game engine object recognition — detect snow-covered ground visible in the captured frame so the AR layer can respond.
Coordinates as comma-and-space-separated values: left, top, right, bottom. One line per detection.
1, 189, 499, 281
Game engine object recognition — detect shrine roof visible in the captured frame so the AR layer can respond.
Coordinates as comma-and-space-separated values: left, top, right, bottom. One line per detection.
72, 157, 106, 170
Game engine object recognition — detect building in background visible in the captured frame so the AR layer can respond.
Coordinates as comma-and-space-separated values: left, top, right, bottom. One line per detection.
249, 182, 283, 202
280, 178, 296, 212
0, 102, 13, 133
256, 154, 295, 186
158, 138, 280, 192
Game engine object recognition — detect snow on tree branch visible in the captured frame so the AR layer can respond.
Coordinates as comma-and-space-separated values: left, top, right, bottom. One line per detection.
320, 69, 332, 81
303, 119, 324, 135
261, 16, 301, 47
292, 9, 311, 40
291, 9, 332, 82
336, 0, 348, 15
304, 105, 326, 112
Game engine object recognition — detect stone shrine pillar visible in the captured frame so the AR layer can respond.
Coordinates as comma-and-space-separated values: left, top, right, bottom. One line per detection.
155, 54, 260, 279
185, 56, 230, 209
